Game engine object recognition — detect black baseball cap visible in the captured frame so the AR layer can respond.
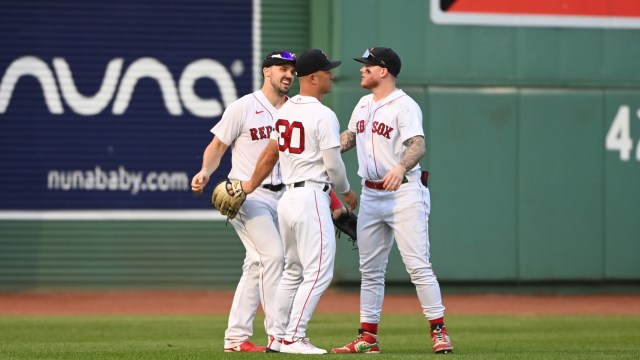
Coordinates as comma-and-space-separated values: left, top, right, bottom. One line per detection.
353, 47, 401, 77
295, 49, 341, 77
262, 50, 296, 68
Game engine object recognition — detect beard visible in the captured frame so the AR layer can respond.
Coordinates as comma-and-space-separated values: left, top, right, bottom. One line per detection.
361, 78, 378, 90
274, 79, 291, 96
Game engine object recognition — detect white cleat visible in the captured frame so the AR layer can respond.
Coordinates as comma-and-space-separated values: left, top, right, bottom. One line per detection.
280, 338, 327, 354
266, 335, 282, 353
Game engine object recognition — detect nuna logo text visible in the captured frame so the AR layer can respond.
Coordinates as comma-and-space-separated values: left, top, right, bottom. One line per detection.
0, 56, 245, 117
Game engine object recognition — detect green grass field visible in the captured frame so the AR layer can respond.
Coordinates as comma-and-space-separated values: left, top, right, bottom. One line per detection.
2, 313, 639, 359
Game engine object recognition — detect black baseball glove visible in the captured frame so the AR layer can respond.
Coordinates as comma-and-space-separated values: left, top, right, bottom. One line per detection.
333, 209, 358, 249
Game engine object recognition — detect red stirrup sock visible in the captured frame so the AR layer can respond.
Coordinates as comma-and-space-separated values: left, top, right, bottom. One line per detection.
429, 317, 445, 330
361, 322, 378, 334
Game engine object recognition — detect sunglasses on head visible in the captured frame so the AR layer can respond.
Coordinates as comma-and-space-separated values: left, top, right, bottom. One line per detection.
362, 48, 386, 67
265, 51, 296, 61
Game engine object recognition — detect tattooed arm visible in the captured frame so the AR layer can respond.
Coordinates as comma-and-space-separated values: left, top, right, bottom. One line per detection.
340, 130, 356, 153
382, 135, 425, 191
399, 135, 426, 172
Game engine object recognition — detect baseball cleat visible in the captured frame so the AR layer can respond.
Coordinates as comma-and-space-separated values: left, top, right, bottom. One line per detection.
331, 329, 380, 354
431, 326, 453, 354
266, 335, 281, 353
280, 338, 327, 354
223, 340, 266, 352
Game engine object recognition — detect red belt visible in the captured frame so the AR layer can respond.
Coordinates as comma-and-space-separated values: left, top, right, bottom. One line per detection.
364, 176, 409, 190
364, 180, 386, 190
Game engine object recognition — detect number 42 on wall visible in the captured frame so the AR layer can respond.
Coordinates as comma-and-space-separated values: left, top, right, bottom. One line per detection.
606, 105, 640, 162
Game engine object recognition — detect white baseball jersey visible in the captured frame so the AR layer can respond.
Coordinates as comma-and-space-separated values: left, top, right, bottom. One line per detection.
212, 89, 286, 349
348, 89, 423, 182
213, 90, 283, 185
272, 95, 341, 185
268, 94, 341, 342
349, 88, 446, 323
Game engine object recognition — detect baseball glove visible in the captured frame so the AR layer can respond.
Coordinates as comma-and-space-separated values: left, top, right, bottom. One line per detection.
333, 209, 358, 248
212, 180, 247, 219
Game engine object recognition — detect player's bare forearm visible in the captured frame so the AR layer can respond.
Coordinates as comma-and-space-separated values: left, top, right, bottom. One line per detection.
242, 139, 279, 194
200, 137, 229, 175
192, 136, 228, 194
340, 130, 356, 153
342, 189, 358, 211
399, 135, 425, 172
382, 136, 425, 191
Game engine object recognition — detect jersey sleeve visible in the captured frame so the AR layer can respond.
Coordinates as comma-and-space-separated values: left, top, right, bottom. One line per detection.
397, 99, 425, 143
211, 99, 245, 146
347, 96, 365, 133
318, 108, 341, 151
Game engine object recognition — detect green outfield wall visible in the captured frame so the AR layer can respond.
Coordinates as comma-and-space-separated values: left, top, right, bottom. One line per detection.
1, 0, 639, 290
323, 0, 640, 284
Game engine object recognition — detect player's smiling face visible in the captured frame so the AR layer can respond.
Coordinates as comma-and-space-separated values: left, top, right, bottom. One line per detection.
360, 64, 381, 89
267, 64, 295, 95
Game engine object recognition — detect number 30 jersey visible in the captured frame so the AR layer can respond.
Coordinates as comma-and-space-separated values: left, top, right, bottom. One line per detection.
271, 95, 341, 185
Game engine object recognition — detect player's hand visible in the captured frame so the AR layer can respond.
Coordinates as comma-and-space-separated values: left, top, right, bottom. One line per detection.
240, 179, 258, 195
191, 171, 210, 195
342, 189, 358, 211
332, 206, 348, 220
382, 164, 405, 192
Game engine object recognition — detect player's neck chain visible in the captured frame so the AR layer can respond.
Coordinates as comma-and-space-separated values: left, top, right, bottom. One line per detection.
366, 100, 385, 127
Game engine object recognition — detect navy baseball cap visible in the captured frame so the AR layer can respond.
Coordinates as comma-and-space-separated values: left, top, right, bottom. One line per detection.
354, 47, 401, 77
262, 50, 296, 68
295, 49, 341, 77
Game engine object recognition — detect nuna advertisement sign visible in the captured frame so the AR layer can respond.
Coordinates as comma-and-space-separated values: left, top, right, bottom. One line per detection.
0, 0, 256, 213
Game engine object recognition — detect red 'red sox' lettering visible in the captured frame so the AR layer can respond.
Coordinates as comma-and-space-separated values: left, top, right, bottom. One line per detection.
372, 121, 394, 139
249, 125, 273, 141
356, 120, 365, 133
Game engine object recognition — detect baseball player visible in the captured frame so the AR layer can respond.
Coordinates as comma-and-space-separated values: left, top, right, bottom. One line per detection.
331, 47, 454, 354
241, 49, 358, 354
191, 50, 296, 352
